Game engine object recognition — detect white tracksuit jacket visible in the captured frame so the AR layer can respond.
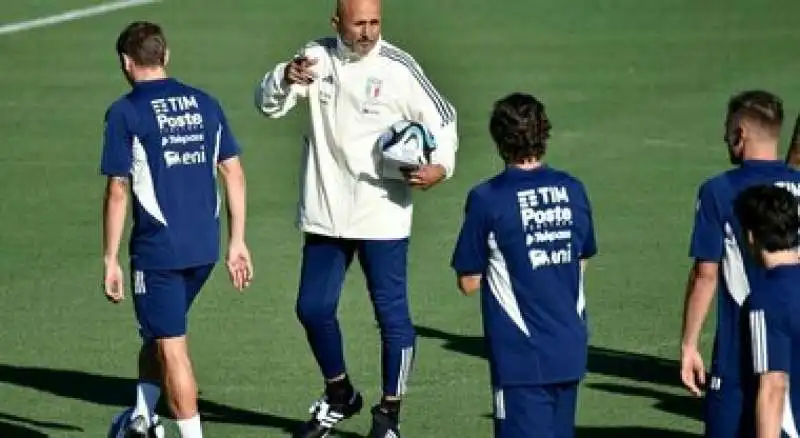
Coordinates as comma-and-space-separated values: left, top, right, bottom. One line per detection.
255, 36, 459, 240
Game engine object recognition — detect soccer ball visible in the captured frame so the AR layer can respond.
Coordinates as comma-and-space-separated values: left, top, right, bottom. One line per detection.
377, 120, 436, 180
108, 407, 165, 438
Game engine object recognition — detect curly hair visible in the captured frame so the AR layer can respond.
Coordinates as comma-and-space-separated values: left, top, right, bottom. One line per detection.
735, 184, 799, 252
489, 93, 552, 164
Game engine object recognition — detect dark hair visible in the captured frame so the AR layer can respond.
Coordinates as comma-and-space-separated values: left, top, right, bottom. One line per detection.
727, 90, 784, 138
116, 21, 167, 67
489, 93, 552, 163
734, 184, 799, 252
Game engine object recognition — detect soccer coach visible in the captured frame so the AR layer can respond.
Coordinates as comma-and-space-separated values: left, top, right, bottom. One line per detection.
254, 0, 459, 437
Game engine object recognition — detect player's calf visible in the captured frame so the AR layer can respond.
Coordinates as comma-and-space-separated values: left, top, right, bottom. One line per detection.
156, 336, 202, 437
133, 341, 162, 420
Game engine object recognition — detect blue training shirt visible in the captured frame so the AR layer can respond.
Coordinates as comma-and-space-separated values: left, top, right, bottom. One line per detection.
689, 160, 800, 388
100, 78, 241, 270
747, 264, 800, 436
451, 165, 597, 387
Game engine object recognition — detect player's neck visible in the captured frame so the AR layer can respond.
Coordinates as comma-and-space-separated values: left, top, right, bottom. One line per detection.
133, 67, 168, 83
742, 141, 778, 161
761, 250, 800, 269
509, 159, 543, 170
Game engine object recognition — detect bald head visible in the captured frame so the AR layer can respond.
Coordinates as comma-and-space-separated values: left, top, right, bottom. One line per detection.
332, 0, 381, 57
336, 0, 381, 17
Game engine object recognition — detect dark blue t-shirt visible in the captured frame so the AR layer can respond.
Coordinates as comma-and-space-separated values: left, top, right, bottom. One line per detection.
451, 165, 597, 387
746, 264, 800, 436
689, 160, 800, 386
100, 78, 241, 270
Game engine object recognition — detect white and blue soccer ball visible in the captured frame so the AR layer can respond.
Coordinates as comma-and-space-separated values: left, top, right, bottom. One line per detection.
377, 120, 437, 180
108, 407, 165, 438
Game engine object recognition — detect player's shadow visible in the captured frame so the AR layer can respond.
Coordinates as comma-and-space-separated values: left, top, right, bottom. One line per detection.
0, 364, 362, 438
415, 325, 701, 421
415, 325, 680, 386
0, 411, 83, 437
585, 383, 702, 422
576, 426, 699, 437
0, 421, 48, 437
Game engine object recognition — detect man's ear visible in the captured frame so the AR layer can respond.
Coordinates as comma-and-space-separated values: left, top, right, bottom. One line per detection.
163, 48, 170, 67
331, 15, 339, 32
739, 119, 758, 148
122, 54, 134, 72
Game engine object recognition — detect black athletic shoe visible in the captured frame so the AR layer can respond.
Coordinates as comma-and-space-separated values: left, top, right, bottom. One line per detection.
293, 392, 364, 438
367, 405, 401, 438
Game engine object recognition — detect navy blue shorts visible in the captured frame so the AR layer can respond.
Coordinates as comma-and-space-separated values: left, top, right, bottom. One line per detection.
494, 382, 579, 438
131, 264, 214, 340
704, 379, 752, 438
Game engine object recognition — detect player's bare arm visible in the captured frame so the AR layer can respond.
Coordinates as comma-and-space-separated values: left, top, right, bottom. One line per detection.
457, 274, 481, 296
103, 176, 129, 303
756, 371, 787, 438
785, 113, 800, 168
679, 260, 719, 396
218, 157, 253, 291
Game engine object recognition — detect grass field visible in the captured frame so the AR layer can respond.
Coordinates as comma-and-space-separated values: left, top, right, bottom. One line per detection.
2, 0, 800, 436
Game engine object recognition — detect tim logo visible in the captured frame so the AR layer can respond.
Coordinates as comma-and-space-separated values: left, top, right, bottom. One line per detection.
164, 149, 207, 168
516, 186, 575, 271
150, 95, 204, 132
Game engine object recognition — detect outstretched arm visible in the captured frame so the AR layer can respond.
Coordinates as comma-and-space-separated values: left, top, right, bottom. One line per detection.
255, 46, 318, 118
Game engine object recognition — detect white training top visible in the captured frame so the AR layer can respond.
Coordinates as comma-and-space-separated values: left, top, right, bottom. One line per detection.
255, 35, 459, 240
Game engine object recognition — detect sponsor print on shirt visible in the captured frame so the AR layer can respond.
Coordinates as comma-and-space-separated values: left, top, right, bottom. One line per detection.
150, 95, 207, 168
517, 186, 573, 270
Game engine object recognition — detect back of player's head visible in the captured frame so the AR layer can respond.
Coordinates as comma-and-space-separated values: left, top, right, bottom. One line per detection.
489, 93, 552, 164
734, 184, 799, 252
726, 90, 784, 140
116, 21, 168, 67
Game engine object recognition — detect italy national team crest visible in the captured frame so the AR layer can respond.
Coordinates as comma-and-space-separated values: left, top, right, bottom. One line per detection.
362, 77, 383, 114
366, 77, 382, 100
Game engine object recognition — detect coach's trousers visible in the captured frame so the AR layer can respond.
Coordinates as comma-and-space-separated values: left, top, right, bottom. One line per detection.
295, 233, 416, 397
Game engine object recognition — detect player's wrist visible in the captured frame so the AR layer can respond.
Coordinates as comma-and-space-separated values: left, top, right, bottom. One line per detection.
680, 340, 698, 352
103, 253, 119, 265
228, 236, 246, 247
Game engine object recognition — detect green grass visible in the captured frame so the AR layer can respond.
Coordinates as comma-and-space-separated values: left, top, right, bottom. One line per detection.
1, 0, 800, 436
0, 0, 106, 24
